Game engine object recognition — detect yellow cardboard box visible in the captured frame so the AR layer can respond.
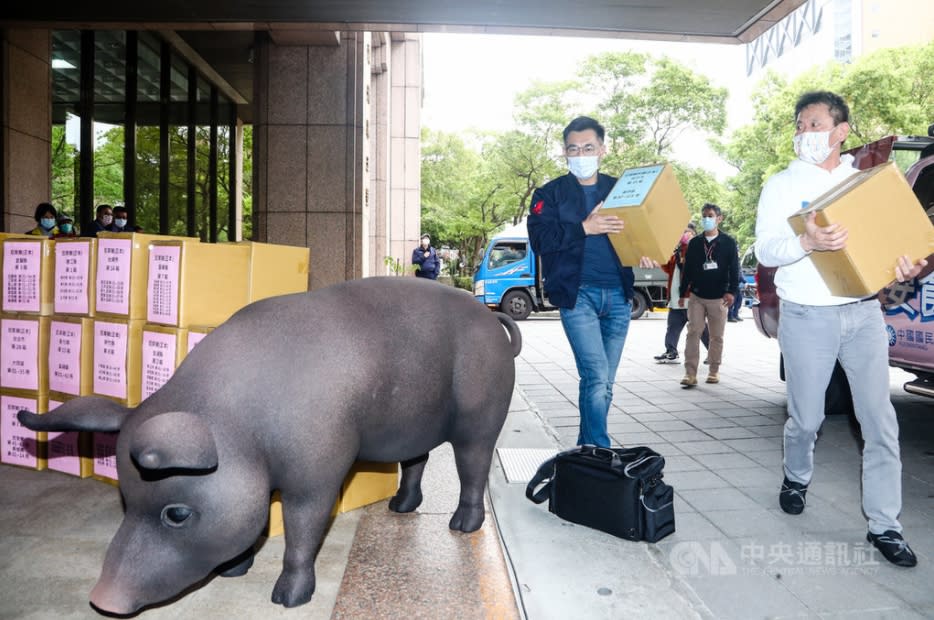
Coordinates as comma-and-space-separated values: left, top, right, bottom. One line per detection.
266, 461, 399, 537
53, 237, 97, 316
238, 241, 310, 301
95, 232, 198, 320
92, 318, 144, 408
92, 430, 120, 485
139, 324, 189, 401
186, 325, 214, 353
0, 389, 48, 471
0, 314, 51, 394
48, 316, 94, 402
1, 237, 55, 315
601, 162, 691, 266
147, 241, 251, 328
46, 395, 93, 478
788, 161, 934, 297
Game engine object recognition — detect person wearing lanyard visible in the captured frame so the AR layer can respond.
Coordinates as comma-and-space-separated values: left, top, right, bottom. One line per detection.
678, 203, 739, 387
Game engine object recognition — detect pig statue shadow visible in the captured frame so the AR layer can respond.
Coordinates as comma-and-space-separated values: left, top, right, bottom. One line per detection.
18, 277, 521, 615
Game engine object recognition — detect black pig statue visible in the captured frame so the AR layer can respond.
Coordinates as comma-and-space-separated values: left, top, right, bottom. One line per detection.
18, 276, 521, 614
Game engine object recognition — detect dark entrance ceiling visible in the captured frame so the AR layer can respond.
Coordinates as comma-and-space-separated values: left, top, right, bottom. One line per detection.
3, 0, 806, 120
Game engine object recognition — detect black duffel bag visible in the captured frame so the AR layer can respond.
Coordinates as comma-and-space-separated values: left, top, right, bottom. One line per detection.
525, 445, 675, 542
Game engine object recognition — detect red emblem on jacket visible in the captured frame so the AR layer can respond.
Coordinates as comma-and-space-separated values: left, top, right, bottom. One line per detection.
532, 200, 544, 215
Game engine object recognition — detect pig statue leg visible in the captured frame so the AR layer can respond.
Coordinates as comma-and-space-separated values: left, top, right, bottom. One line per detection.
271, 473, 348, 607
388, 453, 429, 513
448, 439, 497, 533
217, 547, 256, 577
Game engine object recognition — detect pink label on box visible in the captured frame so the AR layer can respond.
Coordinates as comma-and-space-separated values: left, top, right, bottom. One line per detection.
3, 241, 42, 313
147, 245, 181, 325
93, 432, 118, 480
1, 318, 40, 391
96, 238, 133, 315
49, 320, 83, 395
94, 321, 128, 399
1, 394, 39, 468
141, 330, 178, 400
54, 241, 91, 314
187, 330, 208, 353
46, 399, 83, 477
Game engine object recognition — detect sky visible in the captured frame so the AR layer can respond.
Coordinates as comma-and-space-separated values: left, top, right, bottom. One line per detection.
421, 32, 756, 179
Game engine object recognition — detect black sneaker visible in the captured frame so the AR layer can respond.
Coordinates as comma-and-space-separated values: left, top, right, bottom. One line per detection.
779, 477, 807, 514
654, 352, 679, 364
867, 530, 918, 567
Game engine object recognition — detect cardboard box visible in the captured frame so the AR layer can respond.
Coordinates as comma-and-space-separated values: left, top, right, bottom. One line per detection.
46, 396, 93, 478
0, 314, 51, 393
95, 232, 198, 320
147, 241, 250, 328
601, 162, 691, 266
2, 237, 55, 315
53, 237, 97, 316
48, 316, 94, 401
139, 324, 188, 401
0, 390, 48, 470
92, 431, 119, 484
92, 318, 144, 407
788, 161, 934, 297
238, 241, 310, 302
186, 325, 214, 354
266, 461, 399, 537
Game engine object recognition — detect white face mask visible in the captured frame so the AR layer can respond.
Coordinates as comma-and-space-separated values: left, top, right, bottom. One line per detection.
568, 155, 599, 180
793, 130, 836, 165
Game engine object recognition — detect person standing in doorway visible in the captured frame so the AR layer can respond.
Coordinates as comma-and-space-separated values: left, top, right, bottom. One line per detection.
412, 234, 439, 280
655, 222, 709, 363
86, 204, 113, 237
755, 90, 922, 567
679, 203, 739, 386
528, 116, 656, 448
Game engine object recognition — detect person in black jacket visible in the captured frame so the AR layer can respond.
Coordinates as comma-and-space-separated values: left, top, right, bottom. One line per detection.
679, 203, 740, 386
412, 234, 440, 279
528, 116, 655, 447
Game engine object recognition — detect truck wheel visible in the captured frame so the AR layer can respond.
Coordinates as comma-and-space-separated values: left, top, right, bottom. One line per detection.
501, 290, 533, 321
630, 291, 649, 320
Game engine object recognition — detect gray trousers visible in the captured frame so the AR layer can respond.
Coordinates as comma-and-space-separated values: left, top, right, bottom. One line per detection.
778, 299, 903, 534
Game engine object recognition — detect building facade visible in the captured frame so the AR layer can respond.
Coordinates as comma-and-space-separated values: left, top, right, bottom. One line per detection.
1, 27, 423, 289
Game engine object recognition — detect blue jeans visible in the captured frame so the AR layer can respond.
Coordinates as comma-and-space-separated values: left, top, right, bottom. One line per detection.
559, 286, 631, 447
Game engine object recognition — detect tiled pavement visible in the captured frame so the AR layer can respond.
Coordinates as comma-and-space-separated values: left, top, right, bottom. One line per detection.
493, 308, 934, 619
3, 306, 934, 619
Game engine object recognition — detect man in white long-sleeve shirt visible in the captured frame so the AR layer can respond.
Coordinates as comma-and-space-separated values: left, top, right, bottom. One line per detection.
755, 91, 924, 568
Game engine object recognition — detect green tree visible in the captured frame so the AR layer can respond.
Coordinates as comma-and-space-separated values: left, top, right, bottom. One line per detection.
719, 40, 934, 249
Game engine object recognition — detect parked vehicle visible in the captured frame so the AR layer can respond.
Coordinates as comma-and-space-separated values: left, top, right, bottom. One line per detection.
473, 220, 668, 320
753, 131, 934, 411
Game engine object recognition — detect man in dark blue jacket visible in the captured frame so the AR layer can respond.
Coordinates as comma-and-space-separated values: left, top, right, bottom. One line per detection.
528, 116, 652, 448
412, 234, 440, 279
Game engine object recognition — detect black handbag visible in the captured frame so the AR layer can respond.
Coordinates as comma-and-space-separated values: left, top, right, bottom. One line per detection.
525, 445, 675, 543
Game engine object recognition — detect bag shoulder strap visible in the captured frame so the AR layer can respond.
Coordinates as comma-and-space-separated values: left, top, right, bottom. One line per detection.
525, 454, 559, 504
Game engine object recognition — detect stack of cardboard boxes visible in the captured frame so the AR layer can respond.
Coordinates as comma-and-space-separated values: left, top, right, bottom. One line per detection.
0, 232, 398, 532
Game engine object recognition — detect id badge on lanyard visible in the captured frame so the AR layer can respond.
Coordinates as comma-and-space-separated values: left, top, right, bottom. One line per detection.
703, 239, 719, 271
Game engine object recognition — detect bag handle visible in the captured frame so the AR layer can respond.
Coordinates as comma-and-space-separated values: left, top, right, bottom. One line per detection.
525, 454, 558, 504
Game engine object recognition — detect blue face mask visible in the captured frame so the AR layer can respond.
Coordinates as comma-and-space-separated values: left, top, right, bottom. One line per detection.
702, 216, 717, 232
40, 217, 56, 230
59, 223, 73, 234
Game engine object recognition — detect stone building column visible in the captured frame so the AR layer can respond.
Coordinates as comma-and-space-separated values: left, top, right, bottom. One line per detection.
388, 34, 422, 274
252, 31, 371, 290
1, 29, 51, 233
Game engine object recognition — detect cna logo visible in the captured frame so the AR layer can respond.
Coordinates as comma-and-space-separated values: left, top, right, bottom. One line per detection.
886, 324, 897, 347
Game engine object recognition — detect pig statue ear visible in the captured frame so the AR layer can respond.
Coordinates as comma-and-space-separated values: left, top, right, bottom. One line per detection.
130, 411, 218, 472
17, 396, 129, 433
